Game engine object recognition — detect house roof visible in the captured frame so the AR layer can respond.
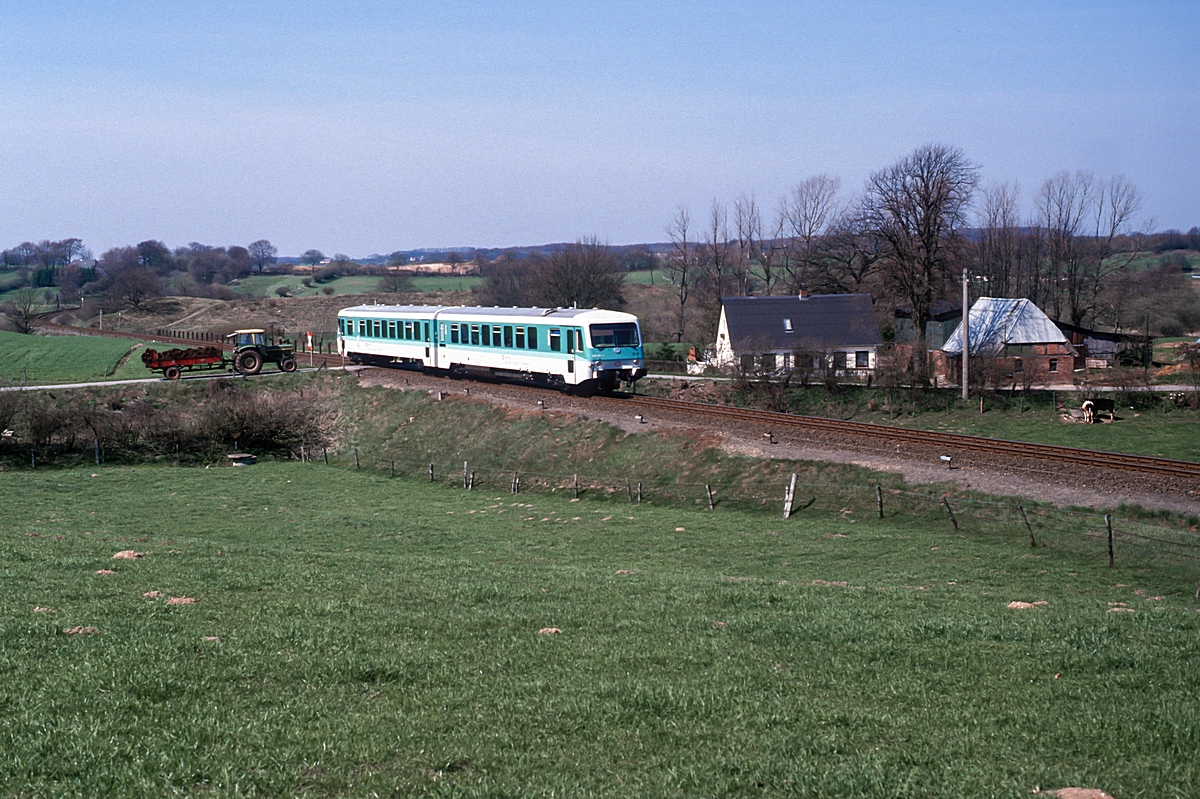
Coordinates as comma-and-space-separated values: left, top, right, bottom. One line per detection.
721, 294, 882, 351
893, 300, 961, 321
942, 297, 1073, 356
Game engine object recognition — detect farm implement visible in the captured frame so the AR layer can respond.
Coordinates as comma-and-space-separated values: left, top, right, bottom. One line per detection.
141, 329, 298, 379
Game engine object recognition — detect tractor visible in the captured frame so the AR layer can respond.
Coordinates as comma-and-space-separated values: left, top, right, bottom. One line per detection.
225, 329, 298, 375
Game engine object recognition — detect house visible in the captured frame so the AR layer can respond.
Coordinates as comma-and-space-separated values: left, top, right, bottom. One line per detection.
937, 297, 1076, 387
714, 293, 883, 375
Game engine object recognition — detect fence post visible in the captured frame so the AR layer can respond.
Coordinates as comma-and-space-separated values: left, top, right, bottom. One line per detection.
783, 473, 796, 519
468, 470, 475, 491
1105, 514, 1114, 567
429, 463, 434, 483
626, 479, 632, 503
706, 484, 714, 511
573, 474, 578, 500
637, 481, 642, 505
941, 497, 958, 532
390, 460, 395, 478
95, 438, 100, 467
463, 461, 469, 489
876, 485, 883, 519
1018, 504, 1035, 547
354, 447, 359, 469
323, 446, 328, 465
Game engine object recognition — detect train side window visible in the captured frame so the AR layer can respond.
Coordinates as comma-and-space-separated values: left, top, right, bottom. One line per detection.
450, 324, 459, 344
481, 324, 490, 346
358, 320, 366, 336
338, 319, 344, 335
373, 320, 381, 338
527, 326, 537, 349
471, 324, 480, 345
503, 325, 513, 348
515, 327, 525, 348
576, 329, 584, 351
424, 322, 430, 342
550, 329, 561, 352
389, 321, 397, 339
492, 326, 502, 347
566, 329, 574, 354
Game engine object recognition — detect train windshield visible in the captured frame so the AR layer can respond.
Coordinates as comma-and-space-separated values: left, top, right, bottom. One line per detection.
589, 323, 640, 349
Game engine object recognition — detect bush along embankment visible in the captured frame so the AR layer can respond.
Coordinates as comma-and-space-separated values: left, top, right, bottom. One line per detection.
0, 376, 340, 468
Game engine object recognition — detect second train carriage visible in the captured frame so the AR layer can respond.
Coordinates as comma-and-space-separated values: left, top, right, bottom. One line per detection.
337, 304, 646, 392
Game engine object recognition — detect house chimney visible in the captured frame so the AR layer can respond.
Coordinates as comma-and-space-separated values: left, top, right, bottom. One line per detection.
797, 290, 809, 299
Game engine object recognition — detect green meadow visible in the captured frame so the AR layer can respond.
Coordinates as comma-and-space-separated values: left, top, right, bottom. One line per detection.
2, 462, 1197, 798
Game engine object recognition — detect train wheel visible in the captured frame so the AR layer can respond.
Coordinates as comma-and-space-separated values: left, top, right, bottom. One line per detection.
163, 366, 181, 380
280, 358, 297, 372
236, 350, 263, 375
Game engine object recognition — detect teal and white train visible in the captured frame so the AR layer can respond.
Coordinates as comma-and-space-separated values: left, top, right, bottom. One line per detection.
337, 304, 646, 393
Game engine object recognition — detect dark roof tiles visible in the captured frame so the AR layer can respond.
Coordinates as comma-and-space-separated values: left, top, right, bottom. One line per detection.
722, 294, 882, 350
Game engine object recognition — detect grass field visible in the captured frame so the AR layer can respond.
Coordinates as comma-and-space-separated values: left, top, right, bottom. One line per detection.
1, 462, 1196, 798
0, 331, 153, 385
228, 274, 481, 298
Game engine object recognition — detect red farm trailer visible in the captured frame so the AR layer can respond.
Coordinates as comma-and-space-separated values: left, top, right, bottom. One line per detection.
141, 345, 229, 380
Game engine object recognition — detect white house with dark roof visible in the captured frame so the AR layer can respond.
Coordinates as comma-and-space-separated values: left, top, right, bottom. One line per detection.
714, 293, 883, 374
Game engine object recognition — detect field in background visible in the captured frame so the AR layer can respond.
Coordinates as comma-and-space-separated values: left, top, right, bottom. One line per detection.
2, 462, 1196, 798
228, 273, 483, 298
0, 330, 152, 385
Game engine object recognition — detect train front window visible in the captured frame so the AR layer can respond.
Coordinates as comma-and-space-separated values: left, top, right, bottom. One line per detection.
589, 323, 639, 349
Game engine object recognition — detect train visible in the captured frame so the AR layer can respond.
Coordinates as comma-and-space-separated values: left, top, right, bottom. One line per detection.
337, 304, 646, 393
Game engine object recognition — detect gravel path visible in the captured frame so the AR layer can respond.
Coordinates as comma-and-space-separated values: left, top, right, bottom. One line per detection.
356, 367, 1200, 515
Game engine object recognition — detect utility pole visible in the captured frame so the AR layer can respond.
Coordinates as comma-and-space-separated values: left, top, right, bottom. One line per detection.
961, 268, 969, 401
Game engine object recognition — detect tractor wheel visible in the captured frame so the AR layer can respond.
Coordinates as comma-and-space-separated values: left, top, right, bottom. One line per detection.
163, 366, 181, 380
280, 358, 297, 373
236, 350, 263, 376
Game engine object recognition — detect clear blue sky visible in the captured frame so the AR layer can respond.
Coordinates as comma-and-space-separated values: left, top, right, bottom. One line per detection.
1, 1, 1196, 257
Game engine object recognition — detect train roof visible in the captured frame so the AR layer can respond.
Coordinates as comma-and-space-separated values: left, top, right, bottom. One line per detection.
339, 304, 637, 321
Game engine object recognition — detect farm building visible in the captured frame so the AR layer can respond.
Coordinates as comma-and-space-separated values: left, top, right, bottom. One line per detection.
936, 297, 1076, 387
1052, 320, 1138, 368
713, 293, 883, 376
893, 300, 962, 350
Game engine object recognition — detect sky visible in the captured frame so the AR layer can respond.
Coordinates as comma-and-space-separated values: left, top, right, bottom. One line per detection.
1, 1, 1197, 257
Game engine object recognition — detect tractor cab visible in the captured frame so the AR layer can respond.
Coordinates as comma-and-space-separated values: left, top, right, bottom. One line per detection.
225, 329, 297, 376
230, 330, 268, 348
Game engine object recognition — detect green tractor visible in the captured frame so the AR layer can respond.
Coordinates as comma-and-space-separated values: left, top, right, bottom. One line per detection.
226, 329, 298, 375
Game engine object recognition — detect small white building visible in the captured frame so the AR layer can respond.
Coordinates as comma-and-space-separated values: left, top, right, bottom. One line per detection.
714, 293, 883, 375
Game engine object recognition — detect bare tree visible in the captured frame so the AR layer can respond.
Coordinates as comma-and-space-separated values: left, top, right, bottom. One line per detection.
1, 286, 41, 334
301, 249, 326, 268
377, 271, 414, 294
664, 207, 697, 342
533, 237, 625, 309
863, 144, 980, 383
248, 239, 278, 273
1037, 170, 1093, 322
975, 182, 1022, 298
733, 194, 778, 296
782, 174, 842, 293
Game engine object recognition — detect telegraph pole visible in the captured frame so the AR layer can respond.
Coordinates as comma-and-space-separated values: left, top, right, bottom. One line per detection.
961, 268, 970, 401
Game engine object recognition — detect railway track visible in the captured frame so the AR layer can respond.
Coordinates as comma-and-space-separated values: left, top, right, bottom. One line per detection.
592, 394, 1200, 483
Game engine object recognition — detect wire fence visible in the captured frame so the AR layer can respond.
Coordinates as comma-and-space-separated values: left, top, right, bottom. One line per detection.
300, 443, 1200, 580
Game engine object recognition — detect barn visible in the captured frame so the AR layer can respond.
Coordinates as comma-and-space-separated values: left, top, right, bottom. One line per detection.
713, 293, 883, 376
936, 297, 1077, 387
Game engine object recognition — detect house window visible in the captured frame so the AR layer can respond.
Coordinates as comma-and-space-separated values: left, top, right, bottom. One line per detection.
1013, 357, 1023, 372
855, 351, 869, 368
832, 352, 847, 370
781, 352, 791, 369
740, 354, 755, 373
761, 353, 775, 371
783, 318, 793, 332
1049, 359, 1058, 373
